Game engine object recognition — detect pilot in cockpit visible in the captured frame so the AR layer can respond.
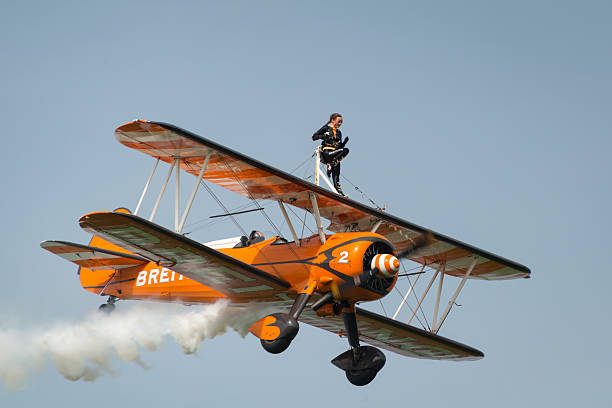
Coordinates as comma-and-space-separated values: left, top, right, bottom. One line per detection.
235, 230, 265, 248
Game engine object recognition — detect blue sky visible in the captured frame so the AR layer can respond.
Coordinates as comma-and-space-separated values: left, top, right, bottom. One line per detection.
1, 1, 610, 406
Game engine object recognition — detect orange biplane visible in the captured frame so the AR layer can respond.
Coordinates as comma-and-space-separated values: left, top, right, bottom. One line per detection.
42, 120, 530, 386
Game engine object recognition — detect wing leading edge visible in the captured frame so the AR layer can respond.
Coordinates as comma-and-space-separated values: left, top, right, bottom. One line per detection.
115, 120, 530, 281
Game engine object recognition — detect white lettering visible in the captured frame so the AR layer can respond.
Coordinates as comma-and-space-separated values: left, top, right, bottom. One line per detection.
159, 268, 170, 283
148, 268, 159, 285
136, 271, 147, 287
171, 271, 175, 281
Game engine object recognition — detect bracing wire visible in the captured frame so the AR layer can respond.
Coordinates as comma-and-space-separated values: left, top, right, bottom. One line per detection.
287, 204, 315, 236
392, 286, 428, 330
396, 263, 428, 276
299, 199, 312, 240
378, 300, 388, 318
401, 261, 431, 330
181, 160, 248, 236
340, 172, 385, 211
216, 155, 310, 275
200, 177, 248, 236
185, 201, 257, 233
183, 153, 439, 330
217, 156, 283, 235
289, 154, 314, 175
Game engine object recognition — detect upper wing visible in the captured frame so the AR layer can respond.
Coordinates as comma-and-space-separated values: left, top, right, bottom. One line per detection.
300, 307, 483, 361
115, 120, 530, 281
78, 211, 290, 302
41, 240, 148, 270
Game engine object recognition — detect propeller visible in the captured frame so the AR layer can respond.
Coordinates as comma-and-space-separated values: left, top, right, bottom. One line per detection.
397, 231, 434, 259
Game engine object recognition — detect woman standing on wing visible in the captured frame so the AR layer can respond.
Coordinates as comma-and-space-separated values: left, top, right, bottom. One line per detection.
312, 113, 350, 196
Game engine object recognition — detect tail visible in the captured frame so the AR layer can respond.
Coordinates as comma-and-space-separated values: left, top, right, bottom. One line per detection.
41, 207, 147, 295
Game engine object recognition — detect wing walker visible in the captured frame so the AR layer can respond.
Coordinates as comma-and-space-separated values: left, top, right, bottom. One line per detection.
42, 120, 531, 386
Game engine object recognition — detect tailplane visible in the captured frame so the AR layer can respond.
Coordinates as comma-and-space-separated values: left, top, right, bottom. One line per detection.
40, 240, 148, 271
41, 207, 148, 295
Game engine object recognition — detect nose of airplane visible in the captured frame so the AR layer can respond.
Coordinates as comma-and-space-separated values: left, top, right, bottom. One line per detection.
371, 254, 400, 278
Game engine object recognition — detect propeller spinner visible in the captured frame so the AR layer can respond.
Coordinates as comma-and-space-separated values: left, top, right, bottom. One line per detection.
370, 253, 400, 278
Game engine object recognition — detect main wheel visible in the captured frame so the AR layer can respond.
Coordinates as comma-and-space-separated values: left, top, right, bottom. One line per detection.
98, 303, 116, 314
256, 312, 299, 354
346, 368, 378, 386
260, 337, 292, 354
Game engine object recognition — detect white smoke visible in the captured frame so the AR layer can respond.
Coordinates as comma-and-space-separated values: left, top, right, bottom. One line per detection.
0, 300, 269, 390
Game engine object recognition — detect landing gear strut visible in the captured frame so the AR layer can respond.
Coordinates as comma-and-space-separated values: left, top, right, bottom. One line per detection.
259, 292, 310, 354
98, 295, 118, 314
332, 307, 386, 386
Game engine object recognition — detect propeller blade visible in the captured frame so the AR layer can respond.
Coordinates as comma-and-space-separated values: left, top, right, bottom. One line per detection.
397, 231, 434, 259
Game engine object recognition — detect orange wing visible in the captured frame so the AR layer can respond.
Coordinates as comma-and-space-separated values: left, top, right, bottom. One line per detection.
115, 120, 530, 281
40, 240, 148, 270
300, 308, 483, 361
78, 211, 290, 302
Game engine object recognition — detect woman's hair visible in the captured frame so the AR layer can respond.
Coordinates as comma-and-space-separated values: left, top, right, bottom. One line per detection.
325, 113, 342, 126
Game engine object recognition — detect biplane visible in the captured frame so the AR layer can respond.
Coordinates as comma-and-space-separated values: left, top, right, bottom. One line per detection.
42, 120, 530, 386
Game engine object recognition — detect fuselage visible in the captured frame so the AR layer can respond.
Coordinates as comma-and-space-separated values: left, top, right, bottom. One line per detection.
79, 232, 398, 306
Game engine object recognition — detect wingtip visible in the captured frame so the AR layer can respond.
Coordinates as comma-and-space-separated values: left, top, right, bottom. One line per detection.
40, 240, 60, 248
114, 119, 154, 134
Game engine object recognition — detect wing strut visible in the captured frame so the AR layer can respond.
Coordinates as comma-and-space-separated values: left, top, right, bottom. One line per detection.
392, 263, 425, 319
309, 192, 326, 244
174, 157, 180, 231
432, 263, 446, 329
134, 158, 159, 216
150, 158, 176, 222
398, 259, 477, 333
178, 153, 211, 233
407, 262, 443, 326
278, 200, 300, 246
370, 219, 383, 233
433, 258, 478, 333
99, 271, 118, 296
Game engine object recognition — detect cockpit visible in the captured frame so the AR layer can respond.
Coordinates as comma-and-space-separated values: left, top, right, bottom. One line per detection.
234, 230, 265, 248
203, 230, 267, 250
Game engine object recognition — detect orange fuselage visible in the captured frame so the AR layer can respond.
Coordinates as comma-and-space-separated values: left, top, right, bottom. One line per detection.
80, 232, 398, 306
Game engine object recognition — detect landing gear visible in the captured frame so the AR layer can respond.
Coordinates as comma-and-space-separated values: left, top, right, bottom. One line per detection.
258, 292, 310, 354
333, 346, 386, 386
259, 313, 298, 354
346, 367, 378, 386
332, 308, 386, 386
98, 295, 118, 314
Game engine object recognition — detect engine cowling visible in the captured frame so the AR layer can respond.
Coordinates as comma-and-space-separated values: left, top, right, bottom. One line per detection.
305, 233, 401, 303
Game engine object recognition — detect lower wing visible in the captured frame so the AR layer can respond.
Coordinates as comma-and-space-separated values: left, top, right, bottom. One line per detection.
300, 308, 483, 361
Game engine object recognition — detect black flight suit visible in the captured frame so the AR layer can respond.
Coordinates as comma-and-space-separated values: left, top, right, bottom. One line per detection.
312, 125, 349, 195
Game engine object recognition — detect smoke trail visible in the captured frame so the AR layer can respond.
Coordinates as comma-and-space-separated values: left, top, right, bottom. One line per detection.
0, 301, 269, 390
